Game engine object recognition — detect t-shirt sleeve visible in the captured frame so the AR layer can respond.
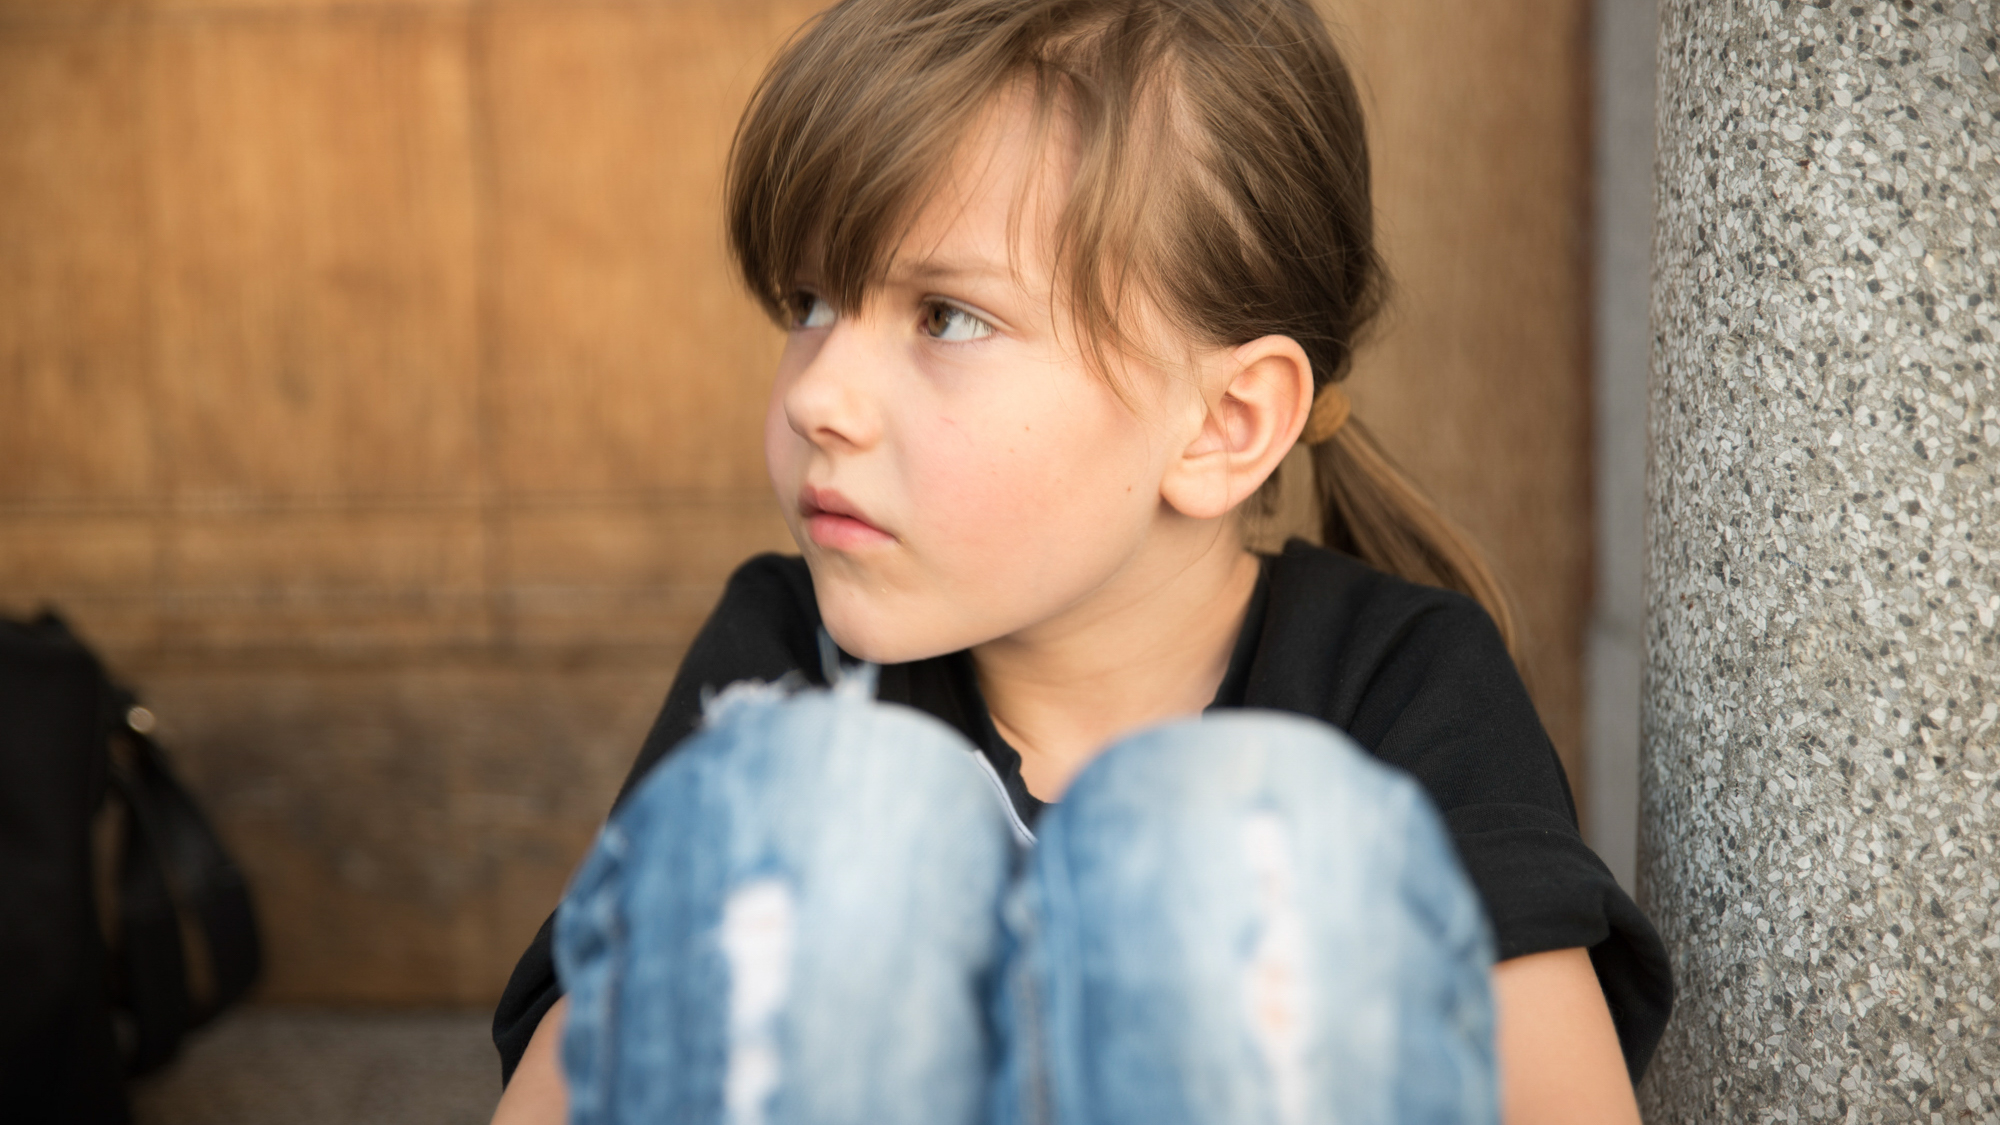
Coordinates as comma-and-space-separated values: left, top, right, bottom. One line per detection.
492, 553, 821, 1084
1443, 804, 1674, 1082
1334, 591, 1673, 1080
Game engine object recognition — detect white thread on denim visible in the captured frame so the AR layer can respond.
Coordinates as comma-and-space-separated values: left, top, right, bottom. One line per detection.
816, 627, 882, 702
1241, 813, 1310, 1125
700, 676, 803, 728
830, 659, 879, 702
966, 747, 1036, 847
699, 630, 881, 729
719, 879, 796, 1125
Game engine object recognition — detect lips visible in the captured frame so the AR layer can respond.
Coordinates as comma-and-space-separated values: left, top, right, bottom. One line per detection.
799, 484, 896, 550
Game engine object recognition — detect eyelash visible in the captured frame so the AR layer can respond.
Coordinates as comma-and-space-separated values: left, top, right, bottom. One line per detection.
784, 290, 996, 344
787, 291, 834, 330
920, 301, 994, 343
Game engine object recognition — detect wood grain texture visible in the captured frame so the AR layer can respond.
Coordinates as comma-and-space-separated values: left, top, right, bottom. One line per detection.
1330, 0, 1594, 792
0, 0, 1593, 1004
145, 11, 482, 502
135, 659, 671, 1006
482, 0, 817, 499
0, 26, 153, 506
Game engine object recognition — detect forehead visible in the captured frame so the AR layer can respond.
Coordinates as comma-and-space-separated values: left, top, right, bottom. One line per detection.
876, 91, 1075, 289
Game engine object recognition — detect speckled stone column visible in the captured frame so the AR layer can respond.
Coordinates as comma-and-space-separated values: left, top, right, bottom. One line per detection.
1643, 3, 2000, 1122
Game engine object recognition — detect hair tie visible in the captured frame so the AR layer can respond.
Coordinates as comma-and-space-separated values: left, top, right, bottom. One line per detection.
1301, 384, 1352, 445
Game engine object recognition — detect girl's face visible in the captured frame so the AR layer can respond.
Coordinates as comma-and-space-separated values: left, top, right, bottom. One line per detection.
764, 98, 1204, 664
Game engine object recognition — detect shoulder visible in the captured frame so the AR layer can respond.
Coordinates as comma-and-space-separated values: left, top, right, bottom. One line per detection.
698, 553, 820, 658
1266, 537, 1497, 633
1254, 539, 1513, 715
687, 552, 822, 679
1251, 539, 1568, 818
719, 552, 816, 612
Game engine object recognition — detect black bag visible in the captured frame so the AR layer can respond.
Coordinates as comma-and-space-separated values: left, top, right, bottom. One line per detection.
0, 612, 262, 1122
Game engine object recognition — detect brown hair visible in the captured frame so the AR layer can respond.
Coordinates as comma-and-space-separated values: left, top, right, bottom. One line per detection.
726, 0, 1516, 649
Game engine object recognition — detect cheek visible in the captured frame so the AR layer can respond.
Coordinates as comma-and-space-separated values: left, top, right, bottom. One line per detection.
909, 386, 1156, 563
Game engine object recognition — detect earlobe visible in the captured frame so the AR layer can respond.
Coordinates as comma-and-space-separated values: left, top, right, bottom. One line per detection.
1159, 336, 1314, 520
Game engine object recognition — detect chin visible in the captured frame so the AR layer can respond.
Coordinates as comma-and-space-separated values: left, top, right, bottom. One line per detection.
814, 583, 962, 667
818, 611, 932, 666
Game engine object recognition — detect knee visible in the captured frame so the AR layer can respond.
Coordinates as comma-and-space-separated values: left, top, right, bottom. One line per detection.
618, 679, 1004, 853
558, 678, 1016, 981
1041, 711, 1486, 952
1055, 710, 1424, 848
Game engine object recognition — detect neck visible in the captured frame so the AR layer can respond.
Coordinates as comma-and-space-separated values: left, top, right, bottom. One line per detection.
973, 521, 1260, 801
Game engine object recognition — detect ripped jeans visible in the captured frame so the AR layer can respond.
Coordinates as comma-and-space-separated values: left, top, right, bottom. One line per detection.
553, 675, 1497, 1125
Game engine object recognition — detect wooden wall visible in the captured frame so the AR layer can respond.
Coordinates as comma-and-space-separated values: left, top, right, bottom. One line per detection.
1338, 0, 1595, 801
0, 0, 1591, 1006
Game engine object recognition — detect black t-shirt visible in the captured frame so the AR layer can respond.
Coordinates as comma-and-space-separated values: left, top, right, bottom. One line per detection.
494, 541, 1672, 1081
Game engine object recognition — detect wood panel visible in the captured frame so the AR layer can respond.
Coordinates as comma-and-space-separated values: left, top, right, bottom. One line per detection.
145, 10, 482, 504
0, 0, 1593, 1005
0, 25, 153, 506
1332, 0, 1594, 789
502, 499, 793, 648
138, 659, 667, 1005
483, 0, 819, 499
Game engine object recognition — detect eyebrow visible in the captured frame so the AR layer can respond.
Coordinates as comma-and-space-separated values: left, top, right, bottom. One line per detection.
886, 256, 1015, 287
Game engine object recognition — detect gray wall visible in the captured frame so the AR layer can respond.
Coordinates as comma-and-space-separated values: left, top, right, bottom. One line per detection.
1587, 0, 1657, 891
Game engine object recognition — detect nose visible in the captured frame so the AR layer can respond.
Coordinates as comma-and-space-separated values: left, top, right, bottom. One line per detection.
781, 321, 884, 453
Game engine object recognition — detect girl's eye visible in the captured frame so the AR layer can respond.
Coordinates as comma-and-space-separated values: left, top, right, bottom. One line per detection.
788, 291, 835, 330
922, 302, 993, 342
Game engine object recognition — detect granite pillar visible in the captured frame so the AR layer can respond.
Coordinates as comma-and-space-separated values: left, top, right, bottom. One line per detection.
1643, 2, 2000, 1122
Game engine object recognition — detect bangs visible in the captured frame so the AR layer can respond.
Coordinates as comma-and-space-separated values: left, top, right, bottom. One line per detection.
726, 0, 1190, 365
726, 1, 1046, 321
727, 0, 1382, 392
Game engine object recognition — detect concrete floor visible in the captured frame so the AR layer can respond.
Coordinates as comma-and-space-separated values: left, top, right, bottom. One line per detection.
131, 1008, 500, 1125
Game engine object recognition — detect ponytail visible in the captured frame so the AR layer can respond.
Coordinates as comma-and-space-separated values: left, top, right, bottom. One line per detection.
1307, 412, 1520, 656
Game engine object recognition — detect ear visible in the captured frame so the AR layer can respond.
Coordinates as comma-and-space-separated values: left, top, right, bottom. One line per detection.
1160, 335, 1313, 521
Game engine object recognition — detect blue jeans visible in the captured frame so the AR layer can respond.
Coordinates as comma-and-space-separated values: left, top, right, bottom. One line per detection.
554, 676, 1496, 1125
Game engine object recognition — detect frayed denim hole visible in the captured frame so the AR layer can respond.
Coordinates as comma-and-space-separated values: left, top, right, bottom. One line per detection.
1239, 810, 1311, 1125
718, 877, 797, 1125
699, 674, 809, 729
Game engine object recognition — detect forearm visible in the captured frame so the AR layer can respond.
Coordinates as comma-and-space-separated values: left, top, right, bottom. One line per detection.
1492, 948, 1640, 1125
491, 996, 569, 1125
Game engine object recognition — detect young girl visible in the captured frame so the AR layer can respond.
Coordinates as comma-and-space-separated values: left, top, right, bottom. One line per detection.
492, 0, 1670, 1120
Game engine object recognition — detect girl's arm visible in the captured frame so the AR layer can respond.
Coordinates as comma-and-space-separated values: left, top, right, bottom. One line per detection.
490, 996, 568, 1125
1493, 948, 1641, 1124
